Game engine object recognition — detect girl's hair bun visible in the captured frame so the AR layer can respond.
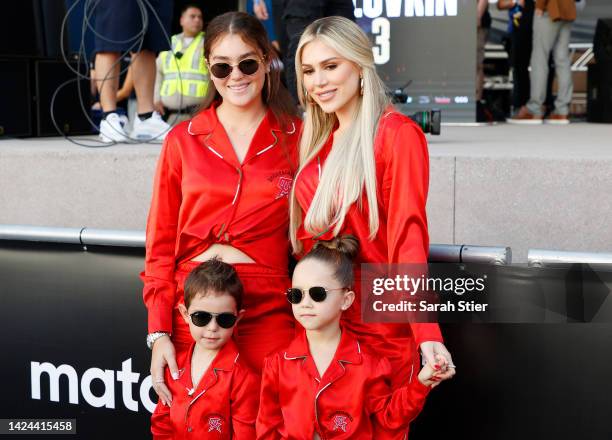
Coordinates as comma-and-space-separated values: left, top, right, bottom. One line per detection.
314, 235, 360, 260
307, 235, 360, 288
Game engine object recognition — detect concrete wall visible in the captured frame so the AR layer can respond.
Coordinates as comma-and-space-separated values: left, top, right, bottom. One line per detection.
2, 124, 611, 262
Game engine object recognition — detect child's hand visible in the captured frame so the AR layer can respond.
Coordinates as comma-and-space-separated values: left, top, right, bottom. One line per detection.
417, 354, 448, 388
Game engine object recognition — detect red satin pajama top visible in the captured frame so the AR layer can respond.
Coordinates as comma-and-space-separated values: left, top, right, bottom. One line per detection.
256, 330, 429, 439
293, 110, 442, 345
151, 340, 259, 439
143, 104, 300, 333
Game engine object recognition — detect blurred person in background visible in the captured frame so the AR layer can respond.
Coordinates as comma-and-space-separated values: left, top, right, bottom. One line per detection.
254, 0, 355, 103
498, 0, 535, 112
154, 4, 214, 125
477, 0, 491, 104
476, 0, 492, 121
508, 0, 576, 124
93, 0, 172, 142
248, 0, 281, 52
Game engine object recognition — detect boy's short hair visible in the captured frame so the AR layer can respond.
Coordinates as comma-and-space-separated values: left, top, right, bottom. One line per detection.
183, 258, 243, 310
181, 3, 202, 15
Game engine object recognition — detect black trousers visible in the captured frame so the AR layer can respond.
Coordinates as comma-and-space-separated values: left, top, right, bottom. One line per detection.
277, 0, 355, 103
510, 14, 533, 108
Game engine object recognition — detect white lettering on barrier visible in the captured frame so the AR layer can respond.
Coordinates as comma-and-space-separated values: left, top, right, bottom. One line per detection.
81, 367, 115, 409
30, 359, 156, 413
117, 359, 141, 412
31, 362, 79, 404
139, 375, 156, 413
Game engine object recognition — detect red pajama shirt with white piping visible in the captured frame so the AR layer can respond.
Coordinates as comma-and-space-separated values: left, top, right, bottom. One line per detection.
256, 329, 430, 439
151, 339, 259, 439
293, 110, 444, 389
142, 103, 301, 370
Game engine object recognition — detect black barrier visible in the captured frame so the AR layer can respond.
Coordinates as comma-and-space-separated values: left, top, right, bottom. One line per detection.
1, 241, 612, 439
0, 242, 151, 438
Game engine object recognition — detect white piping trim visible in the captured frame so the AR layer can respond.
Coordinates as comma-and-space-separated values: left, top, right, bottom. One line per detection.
315, 382, 331, 401
408, 362, 414, 384
314, 382, 332, 426
356, 341, 361, 354
189, 389, 207, 405
234, 353, 240, 363
207, 146, 224, 159
283, 352, 306, 361
231, 183, 241, 205
286, 122, 296, 134
256, 130, 279, 156
256, 142, 275, 156
187, 121, 196, 135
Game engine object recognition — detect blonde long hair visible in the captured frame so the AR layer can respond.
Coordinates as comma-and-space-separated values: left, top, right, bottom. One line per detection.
289, 16, 390, 253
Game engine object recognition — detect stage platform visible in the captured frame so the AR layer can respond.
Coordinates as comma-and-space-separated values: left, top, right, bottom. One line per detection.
1, 122, 611, 262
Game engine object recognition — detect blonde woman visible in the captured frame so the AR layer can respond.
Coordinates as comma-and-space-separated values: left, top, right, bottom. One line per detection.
289, 16, 455, 407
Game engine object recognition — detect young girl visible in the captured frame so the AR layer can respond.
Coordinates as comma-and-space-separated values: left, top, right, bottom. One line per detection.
143, 11, 301, 407
151, 259, 258, 439
257, 236, 444, 439
288, 16, 455, 400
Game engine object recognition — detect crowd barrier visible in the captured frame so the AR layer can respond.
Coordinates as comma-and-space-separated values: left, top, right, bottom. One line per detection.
528, 248, 612, 269
0, 225, 511, 263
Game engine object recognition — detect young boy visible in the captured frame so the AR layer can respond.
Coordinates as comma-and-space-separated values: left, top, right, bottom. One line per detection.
151, 258, 259, 439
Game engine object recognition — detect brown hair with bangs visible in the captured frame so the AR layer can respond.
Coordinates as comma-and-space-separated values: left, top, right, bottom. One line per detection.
203, 11, 299, 131
183, 258, 244, 310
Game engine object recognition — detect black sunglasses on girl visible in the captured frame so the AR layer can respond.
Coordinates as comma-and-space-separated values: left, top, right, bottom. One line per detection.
189, 311, 238, 328
209, 58, 260, 79
286, 287, 349, 304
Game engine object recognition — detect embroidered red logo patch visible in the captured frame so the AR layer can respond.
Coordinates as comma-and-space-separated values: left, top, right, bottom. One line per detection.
205, 414, 224, 433
275, 176, 293, 199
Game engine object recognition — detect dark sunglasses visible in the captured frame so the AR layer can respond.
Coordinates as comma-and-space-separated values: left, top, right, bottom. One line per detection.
189, 311, 238, 329
209, 58, 260, 79
286, 287, 349, 304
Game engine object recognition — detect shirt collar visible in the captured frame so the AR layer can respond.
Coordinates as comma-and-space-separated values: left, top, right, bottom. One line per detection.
187, 102, 295, 167
284, 328, 363, 366
187, 101, 295, 136
211, 338, 241, 371
178, 338, 241, 391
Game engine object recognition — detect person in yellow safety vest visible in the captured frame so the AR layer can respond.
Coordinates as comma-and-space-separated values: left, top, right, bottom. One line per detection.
154, 4, 214, 124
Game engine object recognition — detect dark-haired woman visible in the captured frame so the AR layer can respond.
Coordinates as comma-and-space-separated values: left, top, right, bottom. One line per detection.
142, 11, 301, 407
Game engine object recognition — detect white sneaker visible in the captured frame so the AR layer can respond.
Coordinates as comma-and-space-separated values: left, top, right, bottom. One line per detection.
99, 112, 129, 142
130, 112, 170, 143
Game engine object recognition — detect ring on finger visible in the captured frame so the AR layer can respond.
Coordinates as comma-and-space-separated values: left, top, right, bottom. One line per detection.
442, 357, 456, 369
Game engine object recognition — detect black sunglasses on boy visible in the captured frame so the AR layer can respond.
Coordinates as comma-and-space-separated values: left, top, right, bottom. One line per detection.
189, 311, 238, 328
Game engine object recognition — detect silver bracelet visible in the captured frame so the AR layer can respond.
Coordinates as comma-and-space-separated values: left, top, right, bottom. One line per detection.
146, 332, 170, 350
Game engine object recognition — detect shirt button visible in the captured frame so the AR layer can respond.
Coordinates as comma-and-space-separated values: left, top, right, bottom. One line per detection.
187, 427, 192, 432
